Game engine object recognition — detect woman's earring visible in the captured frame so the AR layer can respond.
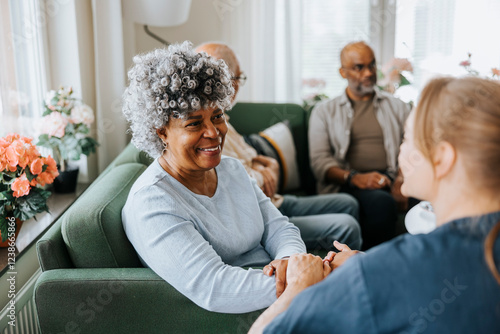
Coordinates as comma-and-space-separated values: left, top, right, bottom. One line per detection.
162, 141, 168, 154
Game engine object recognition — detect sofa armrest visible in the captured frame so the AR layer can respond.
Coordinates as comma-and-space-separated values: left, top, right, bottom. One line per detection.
34, 268, 264, 334
36, 219, 74, 271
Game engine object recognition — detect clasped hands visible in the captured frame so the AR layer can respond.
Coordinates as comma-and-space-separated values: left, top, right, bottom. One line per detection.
252, 155, 280, 198
263, 241, 360, 298
351, 171, 408, 211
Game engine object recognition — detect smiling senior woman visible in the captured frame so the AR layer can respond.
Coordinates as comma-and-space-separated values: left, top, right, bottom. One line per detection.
121, 41, 306, 313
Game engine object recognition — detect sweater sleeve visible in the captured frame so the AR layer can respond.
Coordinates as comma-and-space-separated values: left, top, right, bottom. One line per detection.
125, 190, 277, 314
308, 104, 343, 182
251, 178, 307, 259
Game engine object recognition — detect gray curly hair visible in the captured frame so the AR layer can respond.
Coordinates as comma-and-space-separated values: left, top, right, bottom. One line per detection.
122, 41, 235, 157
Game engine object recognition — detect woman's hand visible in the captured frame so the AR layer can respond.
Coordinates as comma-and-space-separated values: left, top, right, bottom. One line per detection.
263, 258, 289, 298
323, 241, 360, 270
250, 255, 330, 334
286, 253, 331, 291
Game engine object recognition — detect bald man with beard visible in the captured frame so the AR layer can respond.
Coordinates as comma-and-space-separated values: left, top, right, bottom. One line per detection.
308, 41, 411, 249
196, 42, 363, 252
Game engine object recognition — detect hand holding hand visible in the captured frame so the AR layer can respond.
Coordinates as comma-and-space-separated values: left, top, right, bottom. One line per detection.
263, 258, 289, 298
286, 253, 332, 291
323, 241, 360, 270
351, 172, 391, 190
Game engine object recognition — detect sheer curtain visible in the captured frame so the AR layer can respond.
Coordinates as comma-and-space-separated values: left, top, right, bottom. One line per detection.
221, 0, 303, 103
0, 0, 48, 138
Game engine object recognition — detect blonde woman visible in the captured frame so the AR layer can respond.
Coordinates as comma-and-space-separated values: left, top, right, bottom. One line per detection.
251, 76, 500, 333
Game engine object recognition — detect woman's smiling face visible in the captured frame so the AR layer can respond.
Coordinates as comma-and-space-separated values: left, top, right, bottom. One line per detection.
160, 106, 228, 173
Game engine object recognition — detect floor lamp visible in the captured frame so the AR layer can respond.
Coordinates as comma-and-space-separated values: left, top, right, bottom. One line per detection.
122, 0, 192, 46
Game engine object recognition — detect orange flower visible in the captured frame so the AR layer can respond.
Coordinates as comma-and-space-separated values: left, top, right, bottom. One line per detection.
36, 172, 51, 186
0, 147, 6, 172
5, 133, 20, 143
30, 158, 44, 175
36, 155, 59, 186
0, 137, 8, 148
5, 145, 20, 171
11, 174, 31, 197
30, 178, 38, 187
44, 155, 58, 175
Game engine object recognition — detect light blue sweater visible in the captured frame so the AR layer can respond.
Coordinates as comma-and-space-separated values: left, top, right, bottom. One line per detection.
122, 156, 306, 313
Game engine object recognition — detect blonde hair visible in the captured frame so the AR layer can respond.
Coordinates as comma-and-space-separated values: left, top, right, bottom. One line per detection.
414, 76, 500, 284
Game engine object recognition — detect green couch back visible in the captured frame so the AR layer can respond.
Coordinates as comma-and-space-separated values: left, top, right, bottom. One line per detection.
61, 163, 146, 268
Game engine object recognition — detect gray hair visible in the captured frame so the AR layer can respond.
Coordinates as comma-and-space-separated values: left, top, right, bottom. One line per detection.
122, 41, 235, 157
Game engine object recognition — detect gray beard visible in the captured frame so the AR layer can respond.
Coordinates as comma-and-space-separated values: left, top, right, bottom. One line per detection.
357, 84, 375, 95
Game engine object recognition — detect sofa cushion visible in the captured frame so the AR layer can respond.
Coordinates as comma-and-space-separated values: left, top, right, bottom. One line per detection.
229, 102, 316, 194
62, 163, 147, 268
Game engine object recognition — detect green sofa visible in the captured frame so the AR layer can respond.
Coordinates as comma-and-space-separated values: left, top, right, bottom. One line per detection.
33, 102, 314, 333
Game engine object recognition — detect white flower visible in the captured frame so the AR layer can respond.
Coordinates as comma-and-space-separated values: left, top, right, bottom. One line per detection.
45, 90, 57, 106
70, 104, 95, 126
41, 112, 69, 138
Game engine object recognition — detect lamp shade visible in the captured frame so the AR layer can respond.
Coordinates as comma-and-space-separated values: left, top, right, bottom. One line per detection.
122, 0, 192, 27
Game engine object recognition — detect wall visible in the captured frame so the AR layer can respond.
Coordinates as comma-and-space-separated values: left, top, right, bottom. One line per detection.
45, 0, 97, 182
123, 0, 224, 71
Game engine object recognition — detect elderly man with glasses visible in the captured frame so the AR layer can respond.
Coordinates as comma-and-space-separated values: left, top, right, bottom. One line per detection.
309, 41, 411, 249
196, 42, 363, 252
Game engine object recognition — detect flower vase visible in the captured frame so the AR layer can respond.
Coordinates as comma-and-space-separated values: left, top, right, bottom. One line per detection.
53, 164, 79, 193
0, 218, 23, 248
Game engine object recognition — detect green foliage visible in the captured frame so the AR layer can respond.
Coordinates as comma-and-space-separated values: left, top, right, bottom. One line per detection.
13, 187, 51, 221
0, 216, 9, 242
302, 93, 330, 113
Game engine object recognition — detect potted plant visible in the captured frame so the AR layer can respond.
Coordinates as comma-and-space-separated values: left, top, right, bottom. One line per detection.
37, 86, 99, 193
301, 78, 330, 113
0, 134, 59, 245
377, 58, 413, 94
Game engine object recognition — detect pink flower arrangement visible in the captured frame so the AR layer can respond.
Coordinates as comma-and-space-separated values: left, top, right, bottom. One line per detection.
0, 134, 59, 241
70, 104, 95, 126
459, 59, 471, 67
378, 58, 413, 93
38, 86, 99, 171
459, 53, 500, 79
492, 68, 500, 78
302, 77, 330, 112
41, 112, 69, 138
458, 53, 479, 76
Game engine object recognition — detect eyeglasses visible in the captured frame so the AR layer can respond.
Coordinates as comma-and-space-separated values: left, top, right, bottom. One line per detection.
232, 73, 247, 86
343, 62, 377, 74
